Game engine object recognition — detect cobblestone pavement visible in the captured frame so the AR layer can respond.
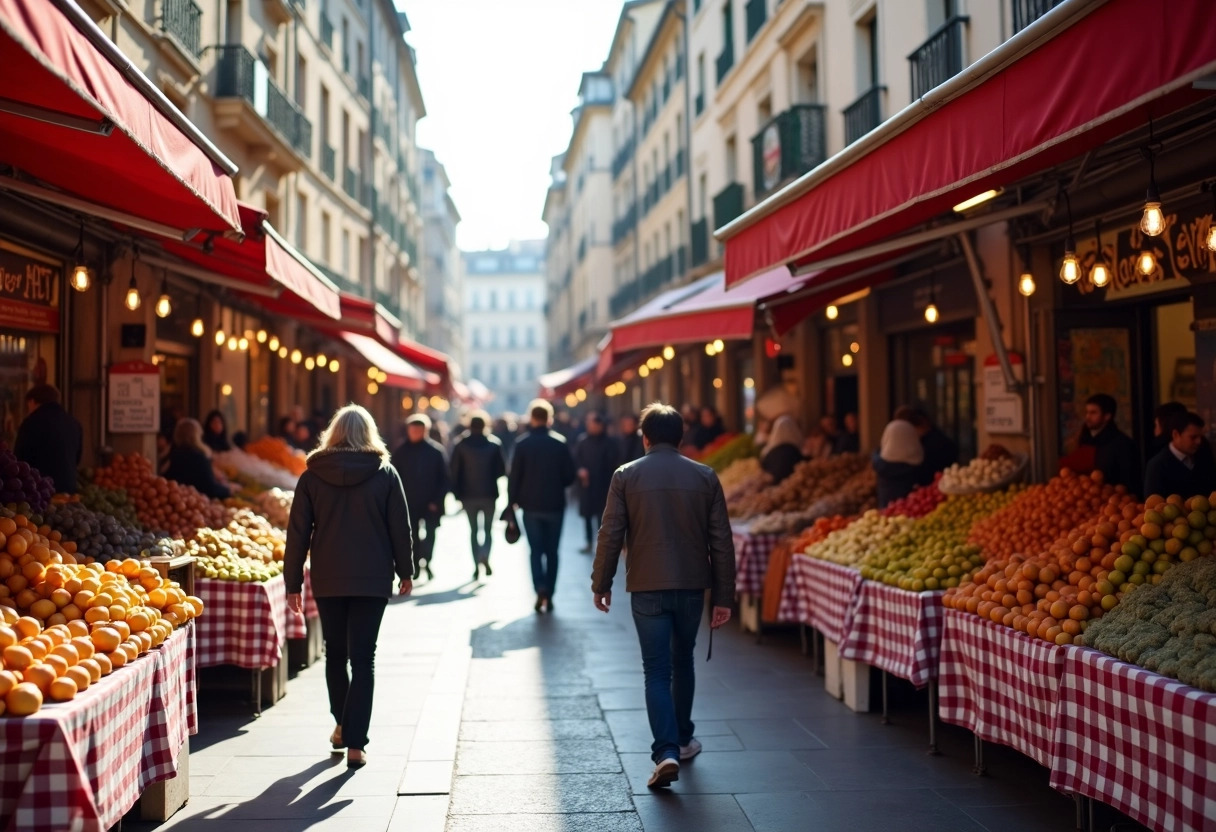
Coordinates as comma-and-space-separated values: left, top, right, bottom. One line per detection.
130, 501, 1141, 831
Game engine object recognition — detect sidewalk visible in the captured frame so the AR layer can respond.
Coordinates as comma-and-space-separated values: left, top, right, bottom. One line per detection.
132, 504, 1122, 831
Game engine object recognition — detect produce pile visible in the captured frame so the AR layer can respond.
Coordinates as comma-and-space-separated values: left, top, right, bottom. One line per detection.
787, 515, 855, 554
214, 450, 300, 492
249, 488, 293, 529
189, 509, 286, 582
938, 445, 1022, 494
969, 469, 1118, 562
689, 432, 738, 463
244, 436, 307, 476
0, 446, 56, 513
698, 434, 757, 473
805, 511, 917, 567
859, 489, 1022, 590
43, 497, 172, 564
945, 492, 1142, 644
0, 511, 202, 715
882, 480, 946, 518
748, 468, 876, 534
77, 483, 143, 529
729, 454, 870, 519
92, 454, 228, 538
720, 458, 766, 505
1080, 556, 1216, 691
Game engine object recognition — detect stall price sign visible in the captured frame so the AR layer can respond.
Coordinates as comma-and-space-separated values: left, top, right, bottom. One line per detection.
108, 361, 160, 434
983, 353, 1025, 434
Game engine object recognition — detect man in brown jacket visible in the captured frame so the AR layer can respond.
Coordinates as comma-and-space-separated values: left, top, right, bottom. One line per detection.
591, 402, 736, 789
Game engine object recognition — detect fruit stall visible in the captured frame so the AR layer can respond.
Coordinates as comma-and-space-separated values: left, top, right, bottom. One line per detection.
721, 440, 1216, 831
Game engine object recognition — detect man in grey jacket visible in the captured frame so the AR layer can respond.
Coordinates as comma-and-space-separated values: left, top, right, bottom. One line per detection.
591, 402, 735, 790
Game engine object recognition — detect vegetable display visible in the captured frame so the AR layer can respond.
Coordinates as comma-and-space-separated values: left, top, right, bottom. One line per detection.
937, 445, 1024, 495
748, 468, 876, 534
806, 511, 917, 567
729, 454, 870, 519
42, 498, 172, 564
92, 454, 228, 538
881, 480, 946, 518
698, 434, 757, 473
244, 437, 307, 477
0, 446, 55, 513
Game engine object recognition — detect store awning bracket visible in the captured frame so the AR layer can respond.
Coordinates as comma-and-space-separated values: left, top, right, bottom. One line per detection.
0, 96, 114, 135
958, 231, 1021, 393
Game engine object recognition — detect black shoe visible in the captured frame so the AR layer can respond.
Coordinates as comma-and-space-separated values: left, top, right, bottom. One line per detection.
472, 564, 480, 582
544, 596, 554, 613
534, 595, 545, 613
412, 562, 421, 581
483, 561, 493, 577
424, 563, 434, 581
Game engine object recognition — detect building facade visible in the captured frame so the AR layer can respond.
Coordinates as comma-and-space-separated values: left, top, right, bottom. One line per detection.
463, 242, 548, 416
419, 148, 463, 370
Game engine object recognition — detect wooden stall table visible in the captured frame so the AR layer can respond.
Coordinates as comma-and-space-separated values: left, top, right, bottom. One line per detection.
195, 572, 291, 713
938, 609, 1067, 773
730, 525, 784, 634
0, 624, 196, 831
1049, 647, 1216, 832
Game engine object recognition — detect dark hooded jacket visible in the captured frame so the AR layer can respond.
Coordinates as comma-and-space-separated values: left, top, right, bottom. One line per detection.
391, 437, 450, 521
284, 449, 414, 597
450, 431, 505, 501
14, 401, 82, 493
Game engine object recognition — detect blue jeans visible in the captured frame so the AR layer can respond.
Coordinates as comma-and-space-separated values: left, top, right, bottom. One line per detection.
464, 499, 496, 564
522, 511, 563, 596
632, 589, 704, 763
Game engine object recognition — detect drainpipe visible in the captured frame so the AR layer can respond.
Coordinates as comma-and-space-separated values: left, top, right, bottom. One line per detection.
678, 5, 693, 281
957, 231, 1019, 392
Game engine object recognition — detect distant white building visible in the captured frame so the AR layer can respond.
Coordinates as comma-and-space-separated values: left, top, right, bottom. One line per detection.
462, 242, 547, 416
419, 149, 463, 370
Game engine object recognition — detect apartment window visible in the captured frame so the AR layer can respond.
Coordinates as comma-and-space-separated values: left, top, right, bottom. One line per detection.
699, 173, 708, 216
664, 223, 671, 257
320, 85, 331, 144
341, 18, 350, 72
342, 110, 351, 168
796, 46, 820, 104
725, 134, 737, 183
526, 327, 536, 348
525, 362, 535, 380
507, 291, 515, 309
490, 329, 499, 348
472, 330, 482, 348
696, 52, 706, 111
489, 291, 497, 309
471, 362, 481, 379
860, 14, 879, 90
489, 365, 499, 385
295, 192, 308, 251
356, 41, 365, 76
320, 212, 331, 263
359, 236, 370, 284
295, 54, 307, 109
341, 229, 351, 276
508, 365, 518, 384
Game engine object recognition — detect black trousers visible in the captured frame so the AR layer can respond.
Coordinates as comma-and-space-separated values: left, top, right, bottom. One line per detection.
412, 512, 439, 565
315, 596, 388, 750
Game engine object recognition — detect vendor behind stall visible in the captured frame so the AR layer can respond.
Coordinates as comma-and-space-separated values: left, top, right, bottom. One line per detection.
873, 417, 924, 508
202, 409, 232, 452
15, 384, 82, 494
165, 418, 234, 499
761, 416, 805, 483
1143, 411, 1216, 499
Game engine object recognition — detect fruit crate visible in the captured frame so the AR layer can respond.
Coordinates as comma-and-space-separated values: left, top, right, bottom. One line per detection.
147, 553, 196, 597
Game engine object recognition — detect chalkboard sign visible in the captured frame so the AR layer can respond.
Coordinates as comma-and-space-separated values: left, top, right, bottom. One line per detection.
108, 361, 160, 434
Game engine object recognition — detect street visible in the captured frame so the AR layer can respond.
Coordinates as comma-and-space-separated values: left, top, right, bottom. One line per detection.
130, 504, 1089, 832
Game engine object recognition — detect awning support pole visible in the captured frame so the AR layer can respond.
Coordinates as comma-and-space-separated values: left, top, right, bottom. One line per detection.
957, 231, 1021, 393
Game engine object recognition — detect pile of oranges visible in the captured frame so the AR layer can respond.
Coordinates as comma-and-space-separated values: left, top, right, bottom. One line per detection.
788, 515, 855, 553
244, 437, 307, 477
93, 454, 227, 538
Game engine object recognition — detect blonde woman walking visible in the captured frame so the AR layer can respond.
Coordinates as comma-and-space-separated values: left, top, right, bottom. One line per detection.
285, 404, 414, 768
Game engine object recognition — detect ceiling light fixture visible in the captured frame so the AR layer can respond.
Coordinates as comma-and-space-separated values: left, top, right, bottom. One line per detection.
951, 188, 1002, 214
825, 305, 838, 320
124, 249, 141, 311
1089, 219, 1111, 288
1059, 190, 1080, 285
154, 272, 172, 318
70, 221, 90, 292
1139, 127, 1166, 237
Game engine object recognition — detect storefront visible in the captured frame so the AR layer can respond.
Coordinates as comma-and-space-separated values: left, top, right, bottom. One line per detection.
0, 238, 64, 446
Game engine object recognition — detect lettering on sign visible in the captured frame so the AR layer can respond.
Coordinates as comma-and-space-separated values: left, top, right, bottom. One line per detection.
983, 353, 1024, 435
108, 362, 161, 434
0, 241, 61, 333
1076, 206, 1215, 297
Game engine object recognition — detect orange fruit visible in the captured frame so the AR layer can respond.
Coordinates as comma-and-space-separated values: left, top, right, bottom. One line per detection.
70, 637, 94, 660
110, 621, 131, 641
66, 619, 89, 638
93, 652, 112, 676
48, 676, 77, 701
29, 599, 57, 621
50, 588, 73, 609
6, 681, 42, 715
0, 668, 17, 697
43, 654, 69, 677
6, 536, 27, 558
0, 624, 16, 649
24, 664, 56, 694
13, 617, 40, 640
84, 607, 110, 624
90, 626, 121, 653
106, 648, 127, 669
77, 658, 101, 684
125, 611, 151, 634
50, 643, 79, 667
65, 665, 90, 691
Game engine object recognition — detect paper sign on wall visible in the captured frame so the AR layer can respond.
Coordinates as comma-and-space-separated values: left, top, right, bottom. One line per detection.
983, 353, 1025, 435
108, 361, 160, 434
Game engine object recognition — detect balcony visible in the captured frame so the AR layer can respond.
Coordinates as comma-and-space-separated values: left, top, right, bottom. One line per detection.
676, 148, 686, 178
751, 104, 826, 199
662, 77, 671, 103
320, 16, 334, 51
212, 46, 312, 163
662, 164, 672, 194
161, 0, 202, 59
716, 44, 734, 85
695, 92, 704, 116
578, 237, 587, 263
745, 0, 766, 42
357, 75, 371, 100
676, 245, 687, 276
610, 281, 641, 318
690, 218, 710, 267
1012, 0, 1064, 33
908, 16, 968, 99
343, 167, 359, 200
712, 182, 745, 229
675, 52, 684, 81
320, 144, 336, 180
611, 138, 635, 179
640, 255, 674, 296
612, 204, 636, 245
843, 86, 885, 146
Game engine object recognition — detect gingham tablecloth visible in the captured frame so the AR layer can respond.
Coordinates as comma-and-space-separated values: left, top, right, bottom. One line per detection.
0, 642, 161, 831
284, 565, 318, 640
142, 623, 197, 785
195, 573, 288, 669
1049, 647, 1216, 832
805, 557, 864, 644
839, 581, 944, 688
731, 527, 783, 597
773, 551, 815, 625
938, 609, 1067, 768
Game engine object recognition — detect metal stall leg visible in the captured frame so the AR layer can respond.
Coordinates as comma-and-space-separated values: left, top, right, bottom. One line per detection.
252, 669, 262, 718
811, 628, 821, 675
880, 671, 890, 725
927, 683, 940, 755
1073, 794, 1090, 832
800, 623, 809, 657
973, 735, 987, 775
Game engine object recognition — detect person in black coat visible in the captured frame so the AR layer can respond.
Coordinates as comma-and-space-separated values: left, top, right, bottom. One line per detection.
202, 410, 232, 453
1143, 411, 1216, 499
899, 406, 958, 485
688, 406, 725, 451
760, 415, 805, 484
164, 418, 234, 500
14, 384, 83, 494
390, 414, 450, 581
833, 412, 861, 455
1078, 394, 1142, 495
450, 412, 506, 579
618, 413, 645, 464
508, 400, 576, 612
574, 413, 618, 553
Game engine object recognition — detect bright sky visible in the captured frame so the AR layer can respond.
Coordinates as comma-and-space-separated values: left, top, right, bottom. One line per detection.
404, 0, 625, 251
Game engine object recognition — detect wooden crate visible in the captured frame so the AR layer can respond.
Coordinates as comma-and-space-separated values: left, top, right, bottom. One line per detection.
147, 553, 196, 597
139, 737, 190, 821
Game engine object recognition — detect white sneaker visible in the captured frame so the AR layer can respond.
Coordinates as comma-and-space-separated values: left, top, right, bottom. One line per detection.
647, 758, 680, 789
679, 738, 702, 761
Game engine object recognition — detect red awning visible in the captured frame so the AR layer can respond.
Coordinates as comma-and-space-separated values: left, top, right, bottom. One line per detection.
597, 276, 721, 379
340, 332, 426, 391
722, 0, 1216, 287
0, 0, 241, 237
539, 355, 598, 397
396, 337, 449, 377
163, 203, 341, 319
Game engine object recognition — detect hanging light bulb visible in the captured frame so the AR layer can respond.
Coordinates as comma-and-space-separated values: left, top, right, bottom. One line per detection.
1058, 190, 1081, 284
704, 343, 714, 356
191, 318, 205, 337
368, 366, 379, 380
290, 349, 303, 364
238, 337, 249, 351
329, 359, 340, 373
1139, 137, 1165, 236
712, 339, 724, 353
849, 341, 860, 354
639, 366, 650, 378
215, 329, 226, 346
368, 381, 379, 395
227, 336, 238, 351
1136, 250, 1157, 276
1207, 225, 1216, 254
662, 345, 675, 361
268, 335, 280, 352
924, 303, 939, 323
220, 383, 233, 397
1204, 181, 1216, 252
154, 274, 172, 318
377, 370, 388, 384
842, 354, 854, 367
256, 329, 268, 344
1018, 273, 1037, 297
70, 222, 91, 292
1089, 220, 1111, 288
316, 354, 328, 368
124, 255, 141, 311
654, 357, 664, 369
278, 346, 288, 359
825, 305, 839, 320
305, 357, 316, 370
575, 389, 587, 402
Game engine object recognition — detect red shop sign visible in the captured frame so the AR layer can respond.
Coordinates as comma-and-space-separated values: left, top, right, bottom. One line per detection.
0, 241, 61, 334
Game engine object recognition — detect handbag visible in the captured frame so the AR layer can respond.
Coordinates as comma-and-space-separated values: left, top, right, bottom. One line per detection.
500, 505, 521, 544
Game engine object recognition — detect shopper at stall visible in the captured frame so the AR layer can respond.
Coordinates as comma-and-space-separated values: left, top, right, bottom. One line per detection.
201, 410, 232, 453
1079, 394, 1142, 495
284, 404, 414, 769
591, 402, 735, 789
450, 411, 506, 580
833, 412, 861, 455
818, 415, 840, 450
802, 428, 831, 460
1143, 411, 1216, 499
164, 418, 234, 499
14, 384, 82, 494
761, 416, 805, 483
276, 416, 297, 445
904, 407, 958, 480
1145, 401, 1210, 464
294, 421, 317, 453
391, 414, 449, 582
619, 413, 645, 464
509, 400, 576, 613
688, 406, 725, 451
872, 416, 925, 508
575, 413, 619, 554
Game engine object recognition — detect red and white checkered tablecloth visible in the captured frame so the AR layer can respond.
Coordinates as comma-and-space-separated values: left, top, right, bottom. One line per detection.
773, 552, 814, 625
141, 623, 197, 786
195, 573, 288, 670
284, 564, 318, 640
804, 557, 864, 645
731, 527, 783, 597
839, 581, 944, 688
1049, 647, 1216, 832
938, 609, 1066, 768
0, 644, 161, 832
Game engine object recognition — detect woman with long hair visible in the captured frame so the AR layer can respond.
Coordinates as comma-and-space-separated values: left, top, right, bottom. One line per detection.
284, 404, 414, 768
201, 409, 232, 452
164, 418, 233, 499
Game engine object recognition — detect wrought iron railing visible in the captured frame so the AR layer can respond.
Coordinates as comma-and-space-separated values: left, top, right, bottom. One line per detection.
321, 144, 336, 179
162, 0, 202, 58
690, 218, 709, 267
908, 16, 968, 99
343, 167, 359, 200
612, 138, 634, 179
842, 85, 885, 146
716, 42, 734, 84
213, 46, 311, 154
712, 182, 744, 230
695, 92, 704, 116
745, 0, 766, 42
750, 104, 826, 199
357, 75, 371, 100
1012, 0, 1063, 33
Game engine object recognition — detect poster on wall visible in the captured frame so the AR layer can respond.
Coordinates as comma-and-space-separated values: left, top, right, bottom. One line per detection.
983, 353, 1025, 434
1056, 328, 1133, 455
108, 361, 160, 434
